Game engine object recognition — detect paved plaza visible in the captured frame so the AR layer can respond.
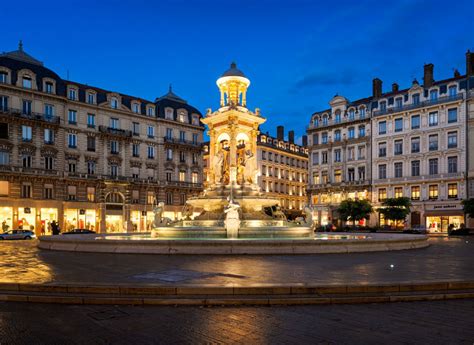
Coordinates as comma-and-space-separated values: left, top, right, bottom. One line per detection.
0, 237, 472, 286
0, 299, 472, 344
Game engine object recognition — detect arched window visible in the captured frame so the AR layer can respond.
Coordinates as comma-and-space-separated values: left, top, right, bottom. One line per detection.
359, 107, 366, 119
348, 109, 355, 120
105, 192, 124, 204
335, 111, 341, 124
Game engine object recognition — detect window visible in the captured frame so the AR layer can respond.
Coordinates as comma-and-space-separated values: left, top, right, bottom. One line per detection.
334, 130, 341, 142
179, 131, 186, 142
44, 156, 54, 170
429, 134, 438, 151
166, 192, 173, 205
166, 171, 172, 182
110, 141, 119, 154
394, 187, 403, 198
147, 126, 155, 138
411, 186, 420, 200
322, 116, 328, 126
0, 96, 8, 111
429, 158, 438, 175
44, 185, 53, 199
192, 133, 199, 144
22, 125, 32, 141
87, 136, 95, 151
166, 149, 173, 161
334, 112, 341, 123
380, 101, 387, 112
430, 89, 438, 101
87, 161, 95, 175
87, 187, 95, 202
394, 140, 403, 155
146, 191, 155, 205
411, 137, 420, 153
110, 118, 119, 129
21, 183, 32, 198
67, 185, 76, 200
22, 154, 32, 168
358, 166, 365, 180
0, 151, 9, 165
132, 143, 140, 157
85, 113, 95, 128
411, 160, 420, 176
0, 72, 7, 83
166, 128, 173, 139
68, 161, 76, 173
347, 147, 355, 161
334, 169, 342, 183
412, 93, 420, 105
448, 156, 458, 173
179, 170, 186, 182
447, 132, 457, 148
44, 104, 54, 117
429, 185, 438, 200
322, 132, 328, 144
192, 115, 200, 125
68, 133, 77, 148
192, 153, 198, 164
110, 165, 118, 177
378, 142, 387, 157
147, 107, 154, 116
111, 97, 118, 109
378, 121, 386, 135
448, 183, 458, 199
378, 164, 387, 179
179, 151, 185, 163
449, 85, 457, 97
68, 88, 77, 100
44, 128, 54, 144
448, 108, 457, 123
68, 110, 77, 125
395, 97, 403, 109
394, 162, 403, 178
347, 168, 355, 181
133, 103, 140, 113
334, 149, 341, 162
357, 146, 365, 160
411, 115, 420, 129
321, 152, 328, 164
312, 152, 319, 165
394, 118, 403, 132
378, 188, 387, 202
359, 107, 366, 119
132, 122, 140, 136
429, 112, 438, 126
348, 127, 355, 139
22, 76, 32, 89
22, 100, 31, 115
87, 93, 95, 104
45, 82, 53, 94
179, 112, 187, 123
147, 146, 155, 159
358, 125, 365, 137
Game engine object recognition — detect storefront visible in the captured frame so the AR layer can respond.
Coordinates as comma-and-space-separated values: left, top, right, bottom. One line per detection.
0, 207, 13, 232
130, 210, 155, 232
105, 215, 123, 232
18, 207, 36, 232
64, 209, 96, 231
40, 208, 58, 235
425, 203, 464, 233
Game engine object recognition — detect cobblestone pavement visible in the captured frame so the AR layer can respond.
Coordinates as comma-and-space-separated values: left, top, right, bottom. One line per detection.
0, 237, 472, 285
0, 299, 473, 344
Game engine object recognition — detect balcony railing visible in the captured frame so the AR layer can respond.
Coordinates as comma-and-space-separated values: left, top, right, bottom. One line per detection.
373, 93, 464, 116
0, 107, 60, 124
163, 136, 201, 147
373, 172, 463, 184
307, 115, 368, 130
98, 126, 132, 138
307, 180, 370, 190
164, 180, 203, 188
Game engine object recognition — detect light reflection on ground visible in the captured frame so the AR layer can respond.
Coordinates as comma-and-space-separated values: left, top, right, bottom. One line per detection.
98, 234, 370, 241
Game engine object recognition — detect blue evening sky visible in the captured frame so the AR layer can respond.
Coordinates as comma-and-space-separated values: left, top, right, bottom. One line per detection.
2, 0, 473, 143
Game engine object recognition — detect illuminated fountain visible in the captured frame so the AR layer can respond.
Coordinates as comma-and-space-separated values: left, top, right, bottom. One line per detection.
152, 62, 314, 239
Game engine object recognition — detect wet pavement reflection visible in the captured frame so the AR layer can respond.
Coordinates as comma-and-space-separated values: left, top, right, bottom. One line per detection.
0, 237, 472, 285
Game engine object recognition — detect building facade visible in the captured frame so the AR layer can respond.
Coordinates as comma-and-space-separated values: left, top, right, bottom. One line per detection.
0, 43, 204, 234
308, 51, 474, 232
307, 96, 372, 227
204, 126, 308, 216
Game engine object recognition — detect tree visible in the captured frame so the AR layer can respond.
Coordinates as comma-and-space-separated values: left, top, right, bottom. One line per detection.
379, 197, 411, 227
461, 199, 474, 219
337, 199, 373, 227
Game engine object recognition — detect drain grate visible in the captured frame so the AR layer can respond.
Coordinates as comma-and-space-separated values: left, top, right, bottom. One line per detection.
132, 269, 246, 282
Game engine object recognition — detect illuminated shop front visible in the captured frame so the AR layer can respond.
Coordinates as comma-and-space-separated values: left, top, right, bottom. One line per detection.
130, 210, 156, 232
40, 208, 58, 235
425, 204, 464, 233
64, 209, 96, 231
18, 207, 36, 231
0, 207, 13, 232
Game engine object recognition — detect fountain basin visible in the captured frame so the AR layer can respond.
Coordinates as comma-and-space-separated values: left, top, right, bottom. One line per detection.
38, 233, 429, 255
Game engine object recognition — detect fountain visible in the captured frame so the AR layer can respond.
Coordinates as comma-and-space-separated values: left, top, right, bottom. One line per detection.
37, 63, 429, 254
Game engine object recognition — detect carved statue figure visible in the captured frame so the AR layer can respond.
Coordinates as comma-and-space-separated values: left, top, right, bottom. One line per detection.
224, 197, 241, 238
303, 205, 315, 228
153, 201, 165, 227
243, 151, 259, 184
212, 150, 224, 184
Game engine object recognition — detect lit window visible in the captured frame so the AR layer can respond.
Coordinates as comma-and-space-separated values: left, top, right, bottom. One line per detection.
448, 183, 458, 199
429, 185, 438, 200
394, 187, 403, 198
411, 186, 420, 200
179, 171, 186, 182
192, 172, 198, 184
87, 187, 95, 202
378, 188, 387, 201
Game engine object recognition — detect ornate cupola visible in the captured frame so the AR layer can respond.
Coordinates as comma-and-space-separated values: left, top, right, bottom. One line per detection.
216, 62, 250, 107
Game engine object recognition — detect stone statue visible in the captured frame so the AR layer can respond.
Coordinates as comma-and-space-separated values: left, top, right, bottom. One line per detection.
243, 151, 259, 184
224, 197, 240, 238
303, 205, 315, 228
212, 150, 224, 184
153, 201, 170, 227
272, 205, 287, 221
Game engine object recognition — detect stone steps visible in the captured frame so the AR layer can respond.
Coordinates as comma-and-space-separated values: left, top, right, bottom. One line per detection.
1, 281, 473, 306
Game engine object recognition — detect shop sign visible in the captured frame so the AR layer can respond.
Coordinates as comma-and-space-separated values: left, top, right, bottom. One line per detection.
79, 209, 86, 215
426, 204, 462, 211
24, 208, 31, 214
141, 211, 147, 216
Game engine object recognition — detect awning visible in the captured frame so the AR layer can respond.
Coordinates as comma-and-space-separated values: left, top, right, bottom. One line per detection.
424, 210, 464, 217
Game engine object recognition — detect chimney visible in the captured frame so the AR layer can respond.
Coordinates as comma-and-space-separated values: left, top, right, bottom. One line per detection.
302, 135, 308, 147
288, 130, 295, 144
467, 50, 474, 76
423, 63, 434, 87
372, 78, 382, 98
392, 83, 399, 92
277, 125, 284, 141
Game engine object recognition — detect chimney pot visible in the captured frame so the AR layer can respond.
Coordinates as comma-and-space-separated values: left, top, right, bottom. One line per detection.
423, 63, 434, 88
392, 83, 399, 92
372, 78, 382, 98
277, 126, 284, 141
288, 130, 295, 144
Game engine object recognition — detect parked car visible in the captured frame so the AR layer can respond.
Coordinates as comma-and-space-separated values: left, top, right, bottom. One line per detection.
61, 229, 96, 235
404, 225, 429, 234
0, 230, 36, 240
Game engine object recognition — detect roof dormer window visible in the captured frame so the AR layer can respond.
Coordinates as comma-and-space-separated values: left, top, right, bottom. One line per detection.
87, 92, 95, 105
22, 75, 32, 89
147, 106, 155, 117
45, 82, 53, 94
0, 72, 7, 84
133, 103, 140, 113
178, 111, 187, 123
111, 97, 118, 109
192, 114, 199, 126
68, 88, 77, 101
165, 108, 173, 120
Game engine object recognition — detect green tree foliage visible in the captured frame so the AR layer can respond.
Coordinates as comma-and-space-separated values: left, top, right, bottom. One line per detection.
379, 197, 411, 224
462, 199, 474, 218
337, 199, 373, 226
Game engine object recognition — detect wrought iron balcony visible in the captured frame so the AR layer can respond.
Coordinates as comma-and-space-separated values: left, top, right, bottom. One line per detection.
98, 126, 132, 138
163, 136, 201, 147
0, 107, 60, 124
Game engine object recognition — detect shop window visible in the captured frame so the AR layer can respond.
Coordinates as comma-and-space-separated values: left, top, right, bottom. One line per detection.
448, 184, 458, 199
